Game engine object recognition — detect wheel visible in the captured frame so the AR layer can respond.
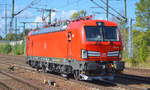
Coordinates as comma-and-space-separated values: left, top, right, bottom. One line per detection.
116, 70, 123, 74
31, 61, 36, 68
36, 66, 41, 72
42, 66, 47, 73
74, 70, 81, 80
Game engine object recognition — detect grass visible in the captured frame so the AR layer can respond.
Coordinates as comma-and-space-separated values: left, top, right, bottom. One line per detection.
12, 44, 24, 55
0, 43, 24, 55
0, 44, 12, 54
124, 51, 150, 69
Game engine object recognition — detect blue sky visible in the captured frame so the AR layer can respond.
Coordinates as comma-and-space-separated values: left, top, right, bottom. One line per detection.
0, 0, 139, 36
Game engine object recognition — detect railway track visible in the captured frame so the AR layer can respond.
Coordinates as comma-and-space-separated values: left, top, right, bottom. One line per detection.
0, 81, 12, 90
0, 61, 111, 90
116, 74, 150, 84
0, 60, 149, 90
125, 67, 150, 73
114, 74, 150, 90
124, 67, 150, 77
0, 55, 150, 90
1, 55, 150, 76
0, 70, 42, 90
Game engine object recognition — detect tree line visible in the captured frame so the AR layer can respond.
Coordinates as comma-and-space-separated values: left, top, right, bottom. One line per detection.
123, 0, 150, 66
0, 29, 30, 41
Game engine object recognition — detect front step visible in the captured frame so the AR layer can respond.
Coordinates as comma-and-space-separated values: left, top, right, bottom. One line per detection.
80, 74, 114, 81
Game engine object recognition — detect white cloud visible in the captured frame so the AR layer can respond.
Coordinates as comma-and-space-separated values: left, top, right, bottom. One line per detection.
45, 12, 56, 22
97, 17, 106, 20
34, 11, 56, 23
0, 18, 4, 29
0, 11, 7, 35
51, 12, 56, 19
0, 19, 5, 36
33, 9, 77, 24
61, 10, 77, 19
34, 16, 43, 22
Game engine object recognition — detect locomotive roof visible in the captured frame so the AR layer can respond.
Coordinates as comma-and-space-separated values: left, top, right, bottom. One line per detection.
28, 19, 118, 36
68, 19, 117, 27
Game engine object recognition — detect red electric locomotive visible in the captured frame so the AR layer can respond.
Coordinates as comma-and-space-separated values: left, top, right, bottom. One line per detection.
26, 16, 124, 80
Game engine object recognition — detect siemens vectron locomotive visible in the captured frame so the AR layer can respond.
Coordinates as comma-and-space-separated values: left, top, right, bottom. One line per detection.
26, 16, 124, 80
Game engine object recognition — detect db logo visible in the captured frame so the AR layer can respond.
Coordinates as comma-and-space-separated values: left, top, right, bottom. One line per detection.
101, 53, 107, 57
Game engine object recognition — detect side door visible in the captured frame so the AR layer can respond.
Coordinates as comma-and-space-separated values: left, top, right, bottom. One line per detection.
29, 40, 33, 56
26, 38, 33, 56
67, 31, 78, 60
67, 32, 72, 60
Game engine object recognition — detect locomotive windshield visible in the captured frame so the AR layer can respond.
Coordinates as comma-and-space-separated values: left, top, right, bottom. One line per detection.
85, 26, 118, 41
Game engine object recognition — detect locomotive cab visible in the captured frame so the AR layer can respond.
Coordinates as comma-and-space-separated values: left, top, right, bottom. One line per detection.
67, 20, 124, 80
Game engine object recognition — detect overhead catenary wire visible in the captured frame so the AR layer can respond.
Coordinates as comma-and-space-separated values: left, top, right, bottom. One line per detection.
29, 7, 56, 24
90, 0, 123, 21
31, 0, 88, 23
14, 0, 41, 16
9, 0, 42, 34
56, 0, 82, 9
100, 0, 126, 19
29, 0, 83, 23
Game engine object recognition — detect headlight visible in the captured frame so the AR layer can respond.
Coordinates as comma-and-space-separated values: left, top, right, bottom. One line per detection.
81, 50, 88, 59
88, 51, 100, 56
81, 50, 101, 59
108, 51, 119, 57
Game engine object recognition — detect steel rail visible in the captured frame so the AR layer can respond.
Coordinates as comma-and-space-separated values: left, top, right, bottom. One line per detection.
0, 61, 144, 90
116, 74, 150, 84
125, 67, 150, 74
0, 56, 149, 90
0, 81, 13, 90
0, 70, 43, 90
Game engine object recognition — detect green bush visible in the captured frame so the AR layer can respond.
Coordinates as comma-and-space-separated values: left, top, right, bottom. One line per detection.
0, 44, 12, 54
124, 30, 149, 67
12, 44, 24, 55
